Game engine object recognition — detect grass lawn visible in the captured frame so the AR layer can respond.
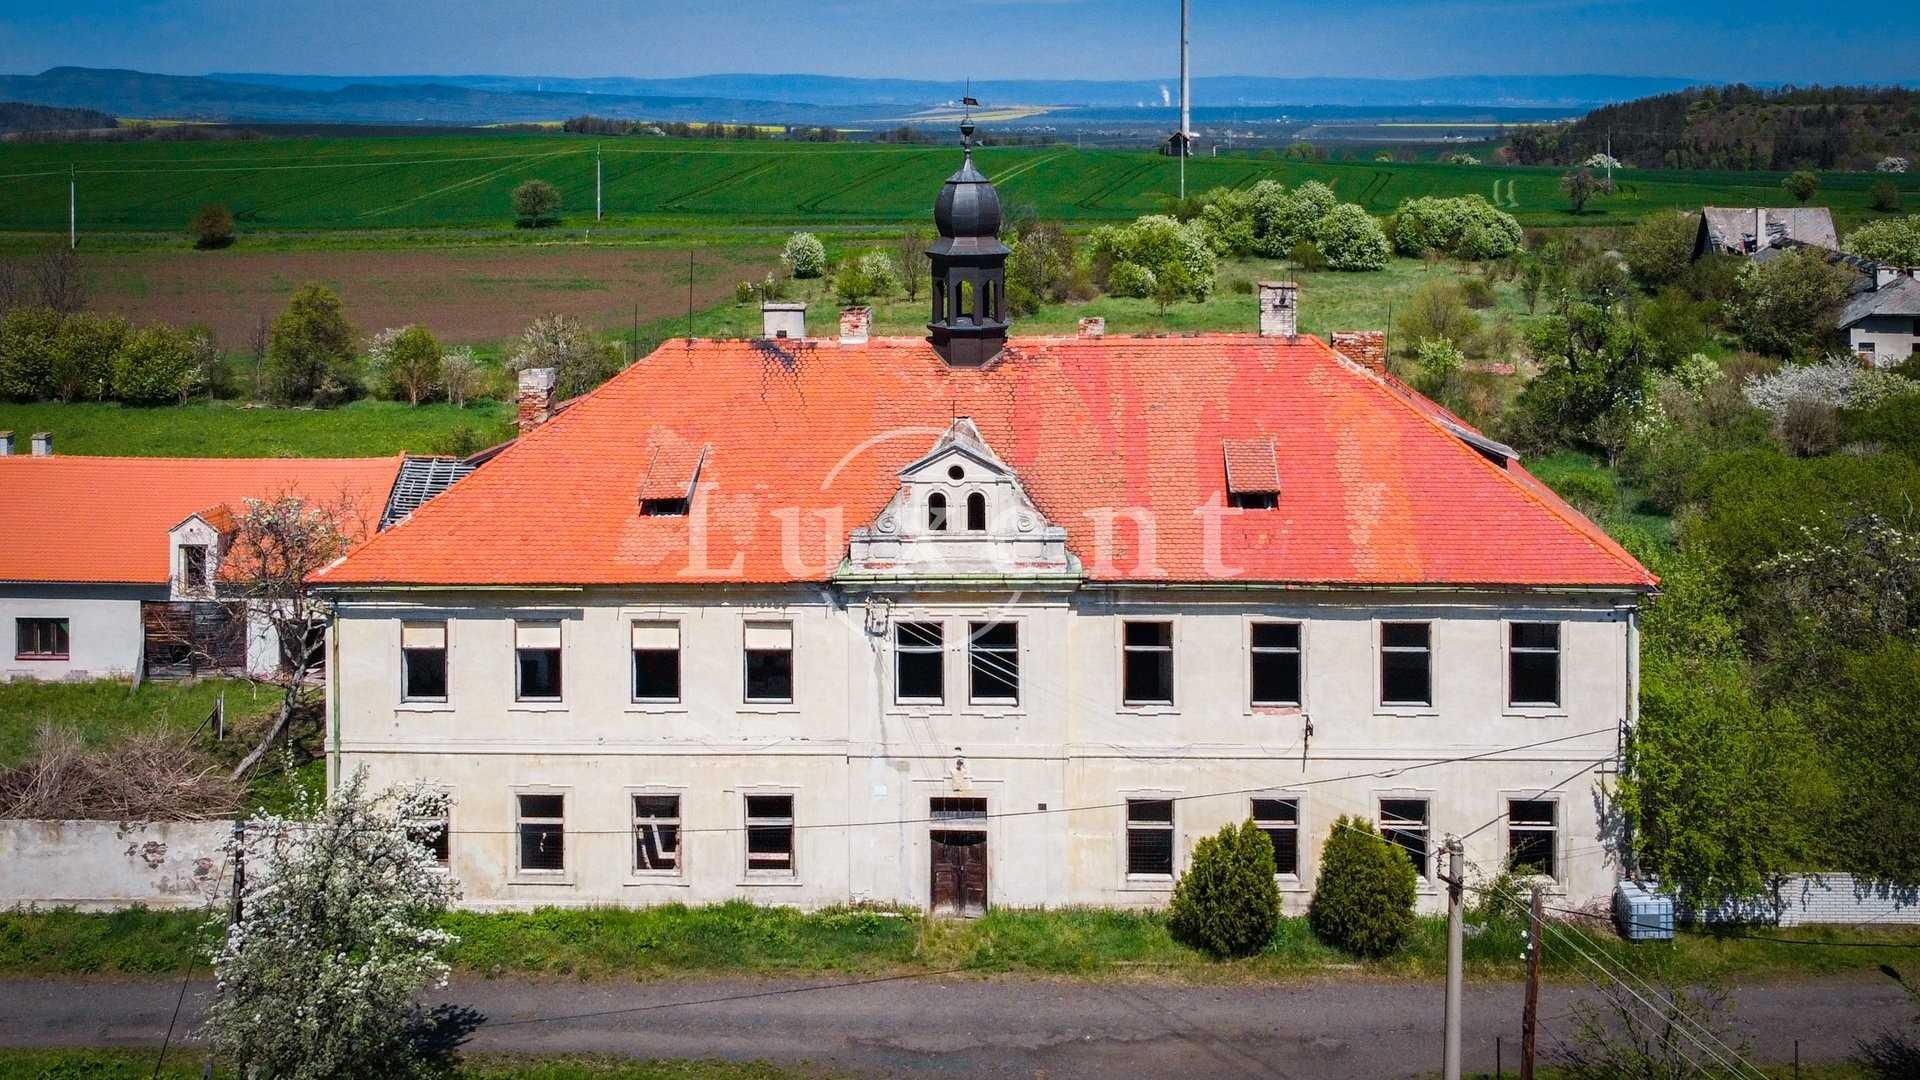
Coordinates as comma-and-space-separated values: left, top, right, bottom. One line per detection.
3, 902, 1915, 986
0, 398, 513, 458
0, 1049, 827, 1079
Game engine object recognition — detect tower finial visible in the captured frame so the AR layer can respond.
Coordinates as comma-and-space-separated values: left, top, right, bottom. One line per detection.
960, 80, 979, 154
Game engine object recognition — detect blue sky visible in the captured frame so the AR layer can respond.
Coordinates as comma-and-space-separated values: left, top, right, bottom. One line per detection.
2, 0, 1913, 83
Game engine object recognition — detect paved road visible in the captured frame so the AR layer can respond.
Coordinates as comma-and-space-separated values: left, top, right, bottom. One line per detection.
1, 974, 1905, 1078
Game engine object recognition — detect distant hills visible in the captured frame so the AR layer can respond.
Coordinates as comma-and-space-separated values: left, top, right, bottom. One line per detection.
0, 100, 115, 133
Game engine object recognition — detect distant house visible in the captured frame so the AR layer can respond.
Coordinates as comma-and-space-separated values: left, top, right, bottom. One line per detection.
1694, 206, 1839, 258
1840, 270, 1920, 366
0, 444, 473, 682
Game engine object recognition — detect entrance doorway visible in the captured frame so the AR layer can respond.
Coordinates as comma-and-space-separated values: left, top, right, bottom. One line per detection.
929, 797, 988, 917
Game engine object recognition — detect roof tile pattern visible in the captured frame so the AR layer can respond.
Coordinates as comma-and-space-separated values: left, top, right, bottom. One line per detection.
317, 336, 1655, 590
1222, 437, 1280, 495
0, 455, 403, 584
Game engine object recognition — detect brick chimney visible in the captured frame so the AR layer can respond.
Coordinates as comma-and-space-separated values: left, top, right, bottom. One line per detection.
839, 305, 872, 345
1258, 281, 1299, 338
1077, 316, 1106, 339
1330, 330, 1388, 375
516, 368, 557, 437
760, 301, 807, 340
0, 431, 12, 456
30, 432, 52, 456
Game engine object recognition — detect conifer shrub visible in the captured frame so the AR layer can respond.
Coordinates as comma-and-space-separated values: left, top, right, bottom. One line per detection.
1307, 816, 1418, 958
1167, 819, 1281, 958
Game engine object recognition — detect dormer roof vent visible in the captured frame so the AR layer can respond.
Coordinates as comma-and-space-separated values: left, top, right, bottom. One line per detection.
1223, 437, 1280, 509
638, 441, 709, 516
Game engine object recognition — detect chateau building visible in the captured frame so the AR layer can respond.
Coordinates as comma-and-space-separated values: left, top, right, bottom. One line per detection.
316, 138, 1655, 913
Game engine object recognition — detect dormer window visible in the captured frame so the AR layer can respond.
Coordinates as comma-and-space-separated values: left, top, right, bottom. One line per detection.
181, 544, 209, 589
640, 498, 688, 517
1223, 437, 1280, 510
928, 492, 949, 531
637, 441, 707, 519
965, 492, 987, 531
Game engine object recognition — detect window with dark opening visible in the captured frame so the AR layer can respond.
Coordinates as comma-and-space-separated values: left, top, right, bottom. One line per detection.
633, 794, 681, 873
641, 497, 689, 517
1507, 799, 1557, 878
517, 793, 565, 872
1250, 622, 1302, 707
1380, 798, 1430, 878
1252, 797, 1300, 877
745, 793, 794, 875
965, 491, 987, 531
895, 621, 944, 703
1380, 622, 1432, 707
1121, 621, 1174, 705
1126, 798, 1175, 877
408, 814, 450, 866
1229, 491, 1278, 509
968, 621, 1019, 704
632, 622, 681, 702
1508, 622, 1561, 708
744, 622, 794, 703
515, 621, 562, 701
15, 617, 69, 660
181, 544, 209, 589
927, 492, 948, 531
401, 621, 448, 701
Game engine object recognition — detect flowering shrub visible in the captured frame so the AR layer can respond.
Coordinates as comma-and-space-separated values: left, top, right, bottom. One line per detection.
1312, 204, 1392, 271
1389, 195, 1522, 260
1743, 356, 1920, 418
1584, 153, 1623, 170
781, 232, 827, 279
1879, 156, 1911, 174
1844, 215, 1920, 267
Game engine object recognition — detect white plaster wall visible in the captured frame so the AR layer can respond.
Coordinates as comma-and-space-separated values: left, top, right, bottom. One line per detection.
0, 819, 231, 911
332, 586, 1633, 911
0, 585, 154, 681
1850, 316, 1920, 365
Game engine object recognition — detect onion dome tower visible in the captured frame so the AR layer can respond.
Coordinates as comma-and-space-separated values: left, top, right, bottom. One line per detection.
926, 105, 1009, 366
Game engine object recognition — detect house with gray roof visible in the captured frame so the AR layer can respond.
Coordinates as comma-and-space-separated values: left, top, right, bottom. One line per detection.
1840, 272, 1920, 366
1694, 206, 1839, 258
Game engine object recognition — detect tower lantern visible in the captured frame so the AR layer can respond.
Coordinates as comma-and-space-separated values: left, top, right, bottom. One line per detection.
925, 99, 1009, 366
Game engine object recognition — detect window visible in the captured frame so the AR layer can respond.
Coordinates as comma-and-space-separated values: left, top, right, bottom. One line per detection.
1229, 491, 1278, 510
965, 492, 987, 531
1508, 622, 1561, 708
1380, 622, 1432, 707
640, 497, 689, 517
967, 621, 1019, 704
1250, 622, 1302, 707
181, 544, 209, 589
1508, 799, 1557, 878
401, 621, 448, 701
927, 492, 948, 531
745, 794, 794, 875
407, 813, 450, 866
631, 622, 681, 703
516, 793, 565, 873
1121, 621, 1174, 705
514, 621, 562, 701
1252, 797, 1300, 877
1380, 798, 1431, 878
743, 622, 794, 703
15, 617, 69, 660
1125, 799, 1175, 878
895, 621, 944, 703
632, 794, 681, 874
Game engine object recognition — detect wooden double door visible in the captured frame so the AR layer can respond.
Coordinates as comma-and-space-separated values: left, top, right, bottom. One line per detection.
930, 829, 988, 916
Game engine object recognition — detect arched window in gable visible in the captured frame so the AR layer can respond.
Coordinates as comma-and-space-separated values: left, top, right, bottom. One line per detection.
928, 492, 949, 532
965, 491, 987, 531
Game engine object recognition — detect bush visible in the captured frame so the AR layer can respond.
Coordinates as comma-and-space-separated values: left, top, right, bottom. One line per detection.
1289, 240, 1325, 272
1005, 220, 1078, 315
1843, 392, 1920, 459
366, 324, 444, 406
1106, 260, 1157, 299
1091, 214, 1216, 300
1783, 169, 1820, 204
265, 282, 358, 406
1844, 215, 1920, 267
1624, 211, 1699, 289
49, 312, 128, 403
1389, 195, 1521, 260
1396, 281, 1481, 353
1459, 276, 1496, 310
111, 324, 202, 405
511, 179, 561, 227
1307, 816, 1417, 958
1167, 820, 1281, 958
1870, 181, 1904, 214
189, 202, 235, 249
0, 305, 63, 401
1312, 204, 1391, 271
1728, 248, 1855, 357
781, 232, 827, 279
857, 250, 902, 298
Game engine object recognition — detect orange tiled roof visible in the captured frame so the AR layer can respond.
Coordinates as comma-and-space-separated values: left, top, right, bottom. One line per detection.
0, 455, 403, 585
316, 335, 1655, 591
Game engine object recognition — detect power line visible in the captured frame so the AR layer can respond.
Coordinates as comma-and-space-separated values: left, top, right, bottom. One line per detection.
151, 848, 233, 1079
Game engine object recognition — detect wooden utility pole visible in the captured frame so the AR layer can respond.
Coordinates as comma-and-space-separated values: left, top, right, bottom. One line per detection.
1521, 884, 1543, 1080
68, 165, 76, 249
1442, 836, 1464, 1080
596, 144, 603, 222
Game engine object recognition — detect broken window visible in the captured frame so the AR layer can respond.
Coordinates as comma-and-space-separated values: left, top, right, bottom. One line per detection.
15, 617, 69, 660
965, 492, 987, 531
514, 620, 562, 701
1252, 797, 1300, 877
516, 793, 565, 873
1126, 798, 1175, 878
1508, 622, 1561, 708
895, 621, 944, 703
1507, 799, 1557, 879
631, 622, 681, 703
745, 793, 794, 875
1121, 621, 1174, 705
1380, 622, 1432, 707
744, 621, 794, 703
401, 621, 448, 701
967, 621, 1019, 704
927, 492, 948, 531
632, 794, 681, 874
1250, 622, 1302, 707
1380, 798, 1430, 878
181, 544, 209, 589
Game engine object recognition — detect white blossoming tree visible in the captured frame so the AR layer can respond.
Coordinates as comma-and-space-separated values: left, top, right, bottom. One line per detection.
202, 769, 462, 1078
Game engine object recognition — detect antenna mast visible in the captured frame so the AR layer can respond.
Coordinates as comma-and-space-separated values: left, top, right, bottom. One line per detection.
1178, 0, 1191, 199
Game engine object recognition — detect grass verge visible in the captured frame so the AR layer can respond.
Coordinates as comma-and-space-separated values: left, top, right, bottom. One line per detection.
0, 399, 512, 458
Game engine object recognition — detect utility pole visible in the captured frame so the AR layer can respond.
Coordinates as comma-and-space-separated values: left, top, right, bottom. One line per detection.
229, 819, 246, 927
68, 165, 76, 250
1605, 131, 1614, 187
1521, 884, 1544, 1080
1177, 0, 1190, 201
1442, 835, 1464, 1080
596, 143, 603, 222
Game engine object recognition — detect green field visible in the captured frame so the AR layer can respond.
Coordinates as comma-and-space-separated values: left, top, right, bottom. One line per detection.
0, 399, 513, 457
3, 133, 1915, 240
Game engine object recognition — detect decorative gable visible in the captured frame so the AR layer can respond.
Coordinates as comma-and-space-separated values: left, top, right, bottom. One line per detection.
167, 507, 230, 600
839, 417, 1076, 587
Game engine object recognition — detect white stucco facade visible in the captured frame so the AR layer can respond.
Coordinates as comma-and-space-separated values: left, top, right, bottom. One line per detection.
328, 582, 1637, 913
1, 583, 151, 681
